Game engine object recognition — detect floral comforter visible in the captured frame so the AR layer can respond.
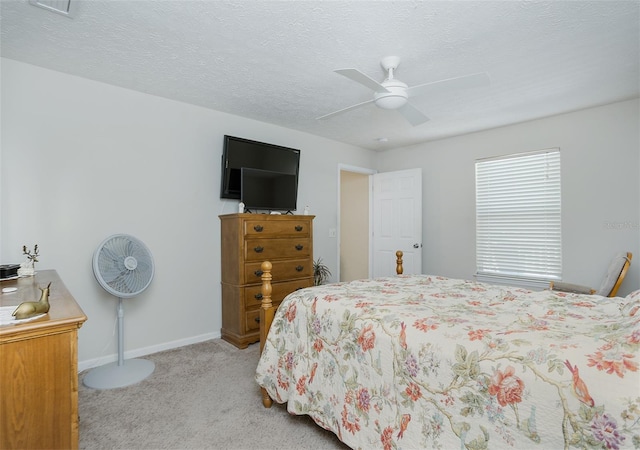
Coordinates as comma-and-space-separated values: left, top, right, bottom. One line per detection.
255, 275, 640, 449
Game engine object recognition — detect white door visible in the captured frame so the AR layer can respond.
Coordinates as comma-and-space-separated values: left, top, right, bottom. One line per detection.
372, 168, 422, 276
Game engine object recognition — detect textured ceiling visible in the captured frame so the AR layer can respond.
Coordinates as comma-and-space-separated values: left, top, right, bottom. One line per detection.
1, 0, 638, 151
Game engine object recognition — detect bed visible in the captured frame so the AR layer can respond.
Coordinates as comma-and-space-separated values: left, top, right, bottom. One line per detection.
255, 255, 640, 449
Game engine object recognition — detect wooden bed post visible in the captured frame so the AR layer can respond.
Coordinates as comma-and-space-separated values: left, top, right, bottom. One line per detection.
396, 250, 403, 275
259, 260, 274, 408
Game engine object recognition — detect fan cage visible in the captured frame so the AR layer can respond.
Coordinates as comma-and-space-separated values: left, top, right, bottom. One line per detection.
93, 234, 154, 298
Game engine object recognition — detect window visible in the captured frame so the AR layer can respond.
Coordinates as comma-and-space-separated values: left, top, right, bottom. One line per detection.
475, 148, 561, 289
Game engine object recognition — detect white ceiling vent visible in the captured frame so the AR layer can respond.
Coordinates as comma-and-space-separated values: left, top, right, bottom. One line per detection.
29, 0, 73, 17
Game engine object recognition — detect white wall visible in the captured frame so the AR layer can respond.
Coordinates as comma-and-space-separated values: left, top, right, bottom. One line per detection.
0, 59, 375, 368
377, 99, 640, 296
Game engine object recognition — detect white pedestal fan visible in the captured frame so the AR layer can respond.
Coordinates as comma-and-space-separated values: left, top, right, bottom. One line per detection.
83, 234, 155, 390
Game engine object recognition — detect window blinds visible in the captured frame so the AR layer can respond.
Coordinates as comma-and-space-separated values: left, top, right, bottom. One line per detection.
476, 149, 561, 286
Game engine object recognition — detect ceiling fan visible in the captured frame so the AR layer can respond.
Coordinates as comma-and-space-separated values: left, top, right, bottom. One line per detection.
317, 56, 490, 126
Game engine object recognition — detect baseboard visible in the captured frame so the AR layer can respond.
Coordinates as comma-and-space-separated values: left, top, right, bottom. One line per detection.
78, 331, 221, 372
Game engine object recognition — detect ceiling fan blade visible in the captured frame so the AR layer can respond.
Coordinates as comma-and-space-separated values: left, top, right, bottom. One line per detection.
407, 72, 491, 98
335, 68, 390, 92
316, 98, 375, 120
398, 102, 430, 126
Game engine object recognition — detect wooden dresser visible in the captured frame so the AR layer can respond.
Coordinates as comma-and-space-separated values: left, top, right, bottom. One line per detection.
220, 213, 314, 348
0, 270, 87, 450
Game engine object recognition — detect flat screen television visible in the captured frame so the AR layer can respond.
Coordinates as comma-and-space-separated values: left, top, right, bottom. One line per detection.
220, 135, 300, 200
240, 168, 298, 212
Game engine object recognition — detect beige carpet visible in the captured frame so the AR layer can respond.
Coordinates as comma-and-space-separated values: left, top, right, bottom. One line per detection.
79, 339, 347, 450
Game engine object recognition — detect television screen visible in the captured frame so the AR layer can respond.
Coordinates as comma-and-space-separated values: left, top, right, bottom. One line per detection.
241, 168, 297, 212
220, 135, 300, 200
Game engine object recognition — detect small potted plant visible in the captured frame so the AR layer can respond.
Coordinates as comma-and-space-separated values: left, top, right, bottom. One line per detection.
313, 258, 331, 286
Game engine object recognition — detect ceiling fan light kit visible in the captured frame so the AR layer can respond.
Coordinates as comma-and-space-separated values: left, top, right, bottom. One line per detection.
374, 79, 408, 110
317, 55, 490, 127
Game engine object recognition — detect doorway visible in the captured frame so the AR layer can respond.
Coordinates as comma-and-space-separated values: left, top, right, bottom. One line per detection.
339, 165, 375, 282
338, 166, 423, 281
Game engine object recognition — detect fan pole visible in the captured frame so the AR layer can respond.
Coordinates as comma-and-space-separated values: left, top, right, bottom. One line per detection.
117, 297, 125, 366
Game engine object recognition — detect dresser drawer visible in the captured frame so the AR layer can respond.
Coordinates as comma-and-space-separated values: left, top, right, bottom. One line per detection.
245, 308, 271, 333
244, 278, 313, 310
244, 258, 312, 284
244, 238, 311, 261
245, 309, 260, 333
243, 219, 311, 237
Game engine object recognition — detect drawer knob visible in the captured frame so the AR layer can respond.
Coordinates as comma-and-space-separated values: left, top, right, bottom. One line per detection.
295, 225, 303, 232
254, 270, 263, 277
254, 225, 263, 232
254, 246, 264, 253
254, 293, 263, 300
295, 265, 303, 272
295, 244, 303, 251
255, 317, 260, 323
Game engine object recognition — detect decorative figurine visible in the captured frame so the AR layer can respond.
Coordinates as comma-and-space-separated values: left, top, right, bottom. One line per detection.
17, 244, 39, 277
12, 282, 51, 320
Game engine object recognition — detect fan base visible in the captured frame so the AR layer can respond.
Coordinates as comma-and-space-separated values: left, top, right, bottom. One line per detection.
83, 358, 155, 389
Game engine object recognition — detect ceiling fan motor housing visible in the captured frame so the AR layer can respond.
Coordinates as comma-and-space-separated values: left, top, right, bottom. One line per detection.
374, 79, 408, 109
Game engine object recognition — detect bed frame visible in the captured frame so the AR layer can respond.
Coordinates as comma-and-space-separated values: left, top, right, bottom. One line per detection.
258, 250, 404, 407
